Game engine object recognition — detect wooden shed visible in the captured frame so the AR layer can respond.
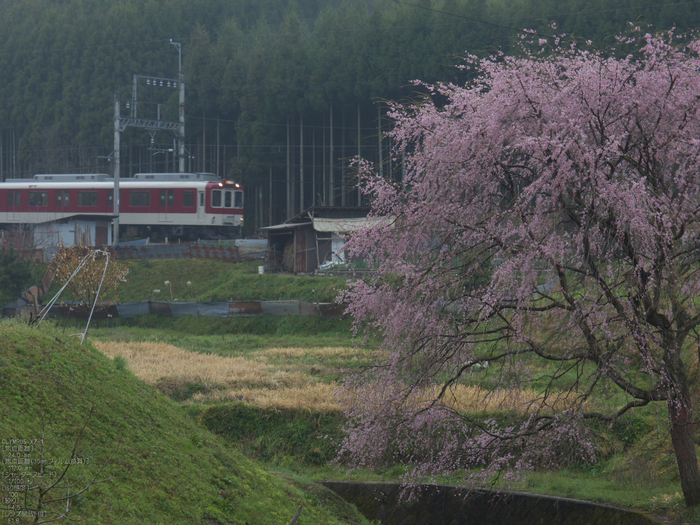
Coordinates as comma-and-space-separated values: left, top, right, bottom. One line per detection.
260, 206, 371, 274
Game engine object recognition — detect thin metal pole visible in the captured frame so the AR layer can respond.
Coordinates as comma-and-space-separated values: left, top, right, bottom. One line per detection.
113, 95, 120, 244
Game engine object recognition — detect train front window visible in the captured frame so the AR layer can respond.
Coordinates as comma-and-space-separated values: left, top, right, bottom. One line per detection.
234, 191, 243, 208
224, 191, 232, 208
212, 190, 222, 207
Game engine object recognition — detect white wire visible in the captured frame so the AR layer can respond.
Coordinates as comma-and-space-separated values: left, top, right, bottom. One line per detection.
36, 249, 112, 345
81, 250, 110, 344
36, 252, 94, 325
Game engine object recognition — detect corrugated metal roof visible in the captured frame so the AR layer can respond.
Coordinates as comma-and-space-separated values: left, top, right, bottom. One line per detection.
312, 216, 394, 233
259, 222, 313, 231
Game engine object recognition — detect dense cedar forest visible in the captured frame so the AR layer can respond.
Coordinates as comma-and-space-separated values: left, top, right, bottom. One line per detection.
1, 0, 698, 232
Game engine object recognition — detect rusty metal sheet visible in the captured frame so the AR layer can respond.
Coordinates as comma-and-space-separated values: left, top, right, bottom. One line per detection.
298, 301, 320, 316
110, 244, 190, 260
169, 302, 199, 317
104, 241, 268, 262
197, 302, 230, 317
117, 302, 150, 318
259, 300, 318, 316
234, 239, 268, 257
149, 301, 172, 317
187, 244, 240, 261
40, 304, 120, 319
3, 298, 345, 320
318, 302, 347, 319
229, 301, 264, 316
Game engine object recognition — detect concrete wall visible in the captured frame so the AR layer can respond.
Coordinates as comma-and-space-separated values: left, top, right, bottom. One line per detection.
320, 481, 660, 525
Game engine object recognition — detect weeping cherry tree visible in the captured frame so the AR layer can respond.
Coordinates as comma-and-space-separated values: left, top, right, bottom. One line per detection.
340, 30, 700, 506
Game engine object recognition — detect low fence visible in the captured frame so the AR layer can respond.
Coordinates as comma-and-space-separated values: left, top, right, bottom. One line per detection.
3, 300, 346, 320
31, 239, 269, 264
108, 239, 267, 262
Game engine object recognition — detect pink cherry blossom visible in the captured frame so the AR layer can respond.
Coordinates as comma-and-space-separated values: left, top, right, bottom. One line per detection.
340, 31, 700, 506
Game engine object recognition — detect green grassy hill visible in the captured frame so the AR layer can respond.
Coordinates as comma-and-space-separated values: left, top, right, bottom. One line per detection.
40, 258, 348, 304
115, 259, 347, 303
0, 321, 370, 525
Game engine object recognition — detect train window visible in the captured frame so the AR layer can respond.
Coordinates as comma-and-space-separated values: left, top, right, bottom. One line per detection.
28, 191, 48, 207
224, 191, 232, 208
56, 191, 70, 207
159, 190, 174, 207
212, 190, 222, 207
129, 191, 150, 207
8, 190, 20, 206
78, 191, 98, 207
107, 191, 113, 207
234, 191, 243, 208
183, 190, 194, 207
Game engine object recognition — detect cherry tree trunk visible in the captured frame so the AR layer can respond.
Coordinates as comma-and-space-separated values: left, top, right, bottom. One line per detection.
669, 394, 700, 507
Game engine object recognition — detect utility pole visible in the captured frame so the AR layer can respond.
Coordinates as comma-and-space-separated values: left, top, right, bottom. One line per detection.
171, 40, 186, 173
287, 118, 291, 218
299, 116, 304, 212
113, 95, 121, 244
111, 41, 185, 244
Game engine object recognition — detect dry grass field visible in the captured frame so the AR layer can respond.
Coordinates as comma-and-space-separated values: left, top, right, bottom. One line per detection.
93, 340, 355, 411
93, 340, 586, 414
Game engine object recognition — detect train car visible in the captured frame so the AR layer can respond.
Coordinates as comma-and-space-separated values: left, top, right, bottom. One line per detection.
0, 172, 244, 241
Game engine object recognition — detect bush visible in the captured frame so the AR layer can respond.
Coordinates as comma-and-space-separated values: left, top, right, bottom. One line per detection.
0, 247, 34, 304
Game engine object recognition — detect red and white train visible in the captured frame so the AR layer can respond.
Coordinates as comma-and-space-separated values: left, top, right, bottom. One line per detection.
0, 172, 244, 240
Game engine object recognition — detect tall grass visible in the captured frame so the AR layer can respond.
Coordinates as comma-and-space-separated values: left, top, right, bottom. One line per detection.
94, 340, 592, 415
93, 340, 365, 411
